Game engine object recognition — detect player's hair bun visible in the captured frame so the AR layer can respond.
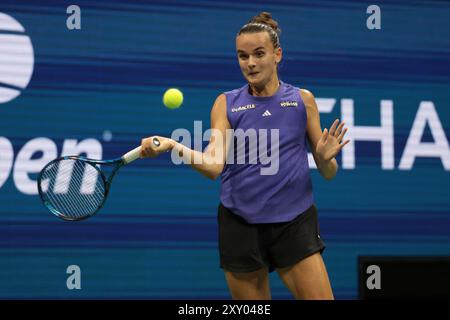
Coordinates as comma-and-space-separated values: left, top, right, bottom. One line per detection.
249, 12, 281, 36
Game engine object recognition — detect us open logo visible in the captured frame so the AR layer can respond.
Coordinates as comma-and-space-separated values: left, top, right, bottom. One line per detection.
0, 13, 34, 104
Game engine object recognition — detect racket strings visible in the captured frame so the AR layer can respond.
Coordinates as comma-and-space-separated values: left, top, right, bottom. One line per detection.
40, 159, 106, 219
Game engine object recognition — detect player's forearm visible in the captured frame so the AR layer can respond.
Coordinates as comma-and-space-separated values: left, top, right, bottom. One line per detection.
317, 157, 338, 180
171, 141, 223, 180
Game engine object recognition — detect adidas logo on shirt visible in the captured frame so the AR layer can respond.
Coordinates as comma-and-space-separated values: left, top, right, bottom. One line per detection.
262, 110, 272, 117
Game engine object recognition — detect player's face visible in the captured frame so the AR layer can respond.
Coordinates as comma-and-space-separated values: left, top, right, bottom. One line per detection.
236, 32, 282, 87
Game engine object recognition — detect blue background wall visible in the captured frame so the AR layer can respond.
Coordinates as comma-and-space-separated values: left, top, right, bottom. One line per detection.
0, 0, 449, 299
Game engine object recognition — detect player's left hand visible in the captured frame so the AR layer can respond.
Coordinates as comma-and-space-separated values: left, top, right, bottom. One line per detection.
316, 119, 350, 162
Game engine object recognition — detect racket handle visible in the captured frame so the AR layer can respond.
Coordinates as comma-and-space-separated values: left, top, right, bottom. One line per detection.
122, 137, 161, 164
122, 146, 142, 164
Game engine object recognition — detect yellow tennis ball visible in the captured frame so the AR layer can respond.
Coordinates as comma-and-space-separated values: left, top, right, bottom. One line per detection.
163, 88, 183, 109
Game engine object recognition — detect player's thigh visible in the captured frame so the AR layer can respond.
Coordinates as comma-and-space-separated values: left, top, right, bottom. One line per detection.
224, 267, 271, 300
276, 252, 334, 300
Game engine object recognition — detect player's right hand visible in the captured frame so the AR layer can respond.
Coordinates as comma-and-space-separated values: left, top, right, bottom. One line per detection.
140, 136, 175, 158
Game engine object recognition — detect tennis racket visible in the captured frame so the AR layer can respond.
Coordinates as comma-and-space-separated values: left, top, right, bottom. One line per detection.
37, 137, 160, 221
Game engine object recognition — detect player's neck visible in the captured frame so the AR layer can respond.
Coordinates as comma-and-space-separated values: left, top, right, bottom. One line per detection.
249, 76, 280, 97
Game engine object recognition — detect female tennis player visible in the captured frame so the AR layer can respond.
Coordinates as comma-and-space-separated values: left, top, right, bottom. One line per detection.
140, 12, 349, 300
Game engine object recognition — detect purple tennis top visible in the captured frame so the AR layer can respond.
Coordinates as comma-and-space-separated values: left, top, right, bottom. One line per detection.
220, 81, 314, 223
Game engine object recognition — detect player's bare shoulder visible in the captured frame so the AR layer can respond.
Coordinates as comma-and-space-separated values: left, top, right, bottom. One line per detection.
299, 89, 319, 121
299, 89, 316, 109
211, 93, 230, 128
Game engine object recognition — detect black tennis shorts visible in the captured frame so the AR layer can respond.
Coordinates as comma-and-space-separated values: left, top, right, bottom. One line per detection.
218, 203, 325, 273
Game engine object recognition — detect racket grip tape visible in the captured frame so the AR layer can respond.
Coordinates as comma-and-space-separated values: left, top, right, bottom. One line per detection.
122, 137, 161, 164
